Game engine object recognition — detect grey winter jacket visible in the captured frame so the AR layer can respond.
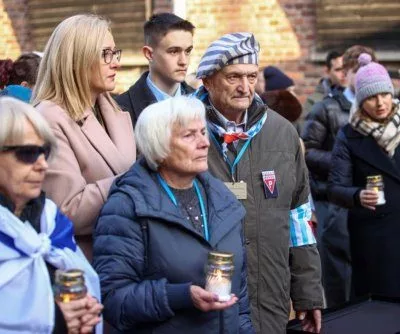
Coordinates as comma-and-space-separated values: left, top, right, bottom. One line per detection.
205, 99, 323, 334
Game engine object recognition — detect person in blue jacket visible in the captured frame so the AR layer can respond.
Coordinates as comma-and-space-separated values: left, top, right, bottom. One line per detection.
93, 95, 254, 333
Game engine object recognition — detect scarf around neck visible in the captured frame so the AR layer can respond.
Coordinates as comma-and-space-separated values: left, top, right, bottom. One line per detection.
193, 86, 267, 153
0, 199, 102, 334
350, 100, 400, 157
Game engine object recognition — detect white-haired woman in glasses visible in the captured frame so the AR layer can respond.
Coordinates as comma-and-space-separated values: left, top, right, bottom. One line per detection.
32, 14, 136, 260
0, 97, 103, 333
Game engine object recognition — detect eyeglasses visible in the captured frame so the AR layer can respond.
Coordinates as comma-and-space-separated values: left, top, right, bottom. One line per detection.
0, 144, 51, 164
101, 49, 122, 64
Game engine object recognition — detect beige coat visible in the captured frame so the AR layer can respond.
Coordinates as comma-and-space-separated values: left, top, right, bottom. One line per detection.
36, 94, 136, 258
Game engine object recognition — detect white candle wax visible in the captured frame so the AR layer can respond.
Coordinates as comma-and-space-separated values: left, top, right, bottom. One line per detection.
376, 190, 386, 205
205, 273, 232, 302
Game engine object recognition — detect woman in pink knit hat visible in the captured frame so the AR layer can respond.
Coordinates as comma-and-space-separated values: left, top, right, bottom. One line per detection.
328, 53, 400, 299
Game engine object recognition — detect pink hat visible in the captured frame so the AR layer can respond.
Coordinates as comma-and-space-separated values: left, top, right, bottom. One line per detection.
355, 53, 394, 106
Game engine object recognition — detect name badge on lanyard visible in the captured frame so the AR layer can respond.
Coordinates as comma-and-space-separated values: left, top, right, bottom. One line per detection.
262, 170, 278, 198
224, 181, 247, 200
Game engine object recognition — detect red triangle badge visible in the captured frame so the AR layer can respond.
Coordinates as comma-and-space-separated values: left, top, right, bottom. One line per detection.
262, 170, 278, 198
265, 177, 275, 194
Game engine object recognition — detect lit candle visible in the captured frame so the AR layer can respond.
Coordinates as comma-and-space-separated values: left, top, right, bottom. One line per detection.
366, 175, 386, 205
205, 269, 232, 301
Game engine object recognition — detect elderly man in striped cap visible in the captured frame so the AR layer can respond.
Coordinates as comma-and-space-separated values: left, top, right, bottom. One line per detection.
195, 33, 323, 334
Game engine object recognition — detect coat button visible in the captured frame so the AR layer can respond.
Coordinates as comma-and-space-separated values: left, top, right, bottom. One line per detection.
245, 238, 250, 245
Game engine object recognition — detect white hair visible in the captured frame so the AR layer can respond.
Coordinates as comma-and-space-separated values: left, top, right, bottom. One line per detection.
135, 96, 206, 171
0, 97, 56, 151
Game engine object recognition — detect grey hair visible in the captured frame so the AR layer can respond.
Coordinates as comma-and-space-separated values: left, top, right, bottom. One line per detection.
0, 97, 56, 152
135, 96, 206, 171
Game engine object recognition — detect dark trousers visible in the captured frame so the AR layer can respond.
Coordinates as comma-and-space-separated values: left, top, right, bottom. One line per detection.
315, 200, 352, 308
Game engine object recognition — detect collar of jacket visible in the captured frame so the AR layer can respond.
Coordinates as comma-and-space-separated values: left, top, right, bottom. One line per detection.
342, 121, 400, 183
76, 94, 112, 122
110, 158, 245, 246
318, 77, 332, 95
327, 88, 352, 113
75, 93, 136, 174
127, 71, 195, 121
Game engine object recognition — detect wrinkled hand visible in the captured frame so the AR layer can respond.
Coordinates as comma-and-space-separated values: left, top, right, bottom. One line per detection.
360, 189, 379, 210
190, 285, 238, 312
79, 295, 103, 333
56, 297, 88, 334
296, 309, 321, 333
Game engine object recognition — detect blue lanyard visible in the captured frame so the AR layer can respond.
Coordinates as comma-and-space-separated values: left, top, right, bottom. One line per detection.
209, 130, 252, 181
207, 113, 267, 181
157, 174, 209, 242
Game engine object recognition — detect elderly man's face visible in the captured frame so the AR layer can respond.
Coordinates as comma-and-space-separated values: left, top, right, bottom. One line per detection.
161, 118, 210, 179
203, 64, 258, 121
0, 119, 48, 214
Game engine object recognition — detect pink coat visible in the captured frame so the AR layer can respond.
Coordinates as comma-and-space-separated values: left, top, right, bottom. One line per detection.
36, 94, 136, 258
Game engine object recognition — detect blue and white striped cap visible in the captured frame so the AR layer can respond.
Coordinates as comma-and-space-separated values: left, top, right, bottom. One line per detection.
196, 32, 260, 79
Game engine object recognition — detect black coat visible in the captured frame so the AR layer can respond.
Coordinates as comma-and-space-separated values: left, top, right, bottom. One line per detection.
115, 71, 195, 128
328, 124, 400, 298
93, 159, 254, 333
302, 89, 351, 200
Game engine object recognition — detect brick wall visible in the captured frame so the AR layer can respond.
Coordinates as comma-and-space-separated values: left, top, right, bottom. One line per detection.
186, 0, 322, 104
1, 0, 21, 59
0, 0, 346, 103
1, 0, 32, 59
153, 0, 173, 14
1, 0, 398, 104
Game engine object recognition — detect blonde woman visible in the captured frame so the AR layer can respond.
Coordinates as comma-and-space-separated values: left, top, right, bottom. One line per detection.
32, 14, 136, 259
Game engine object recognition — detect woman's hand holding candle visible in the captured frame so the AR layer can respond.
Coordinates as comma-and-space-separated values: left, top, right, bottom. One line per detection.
359, 189, 379, 210
190, 285, 238, 312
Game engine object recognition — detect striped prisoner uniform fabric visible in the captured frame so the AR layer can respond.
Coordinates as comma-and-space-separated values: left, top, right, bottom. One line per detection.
196, 32, 260, 79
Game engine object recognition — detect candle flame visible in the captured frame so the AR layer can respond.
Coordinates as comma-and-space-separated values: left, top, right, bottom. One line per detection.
206, 269, 223, 285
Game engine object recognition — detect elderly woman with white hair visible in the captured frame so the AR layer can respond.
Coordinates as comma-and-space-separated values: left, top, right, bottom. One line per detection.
93, 96, 254, 333
0, 97, 103, 333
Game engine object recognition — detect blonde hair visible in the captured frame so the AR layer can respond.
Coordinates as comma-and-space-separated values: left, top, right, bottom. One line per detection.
32, 14, 120, 120
0, 97, 56, 152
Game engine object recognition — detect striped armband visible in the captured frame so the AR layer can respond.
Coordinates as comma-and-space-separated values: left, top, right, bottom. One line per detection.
289, 201, 316, 247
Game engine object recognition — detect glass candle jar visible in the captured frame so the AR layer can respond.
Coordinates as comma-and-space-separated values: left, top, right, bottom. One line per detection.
54, 269, 87, 303
366, 175, 386, 205
205, 251, 234, 302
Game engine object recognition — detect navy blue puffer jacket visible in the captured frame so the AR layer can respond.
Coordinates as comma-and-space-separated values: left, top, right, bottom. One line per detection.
93, 159, 254, 334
